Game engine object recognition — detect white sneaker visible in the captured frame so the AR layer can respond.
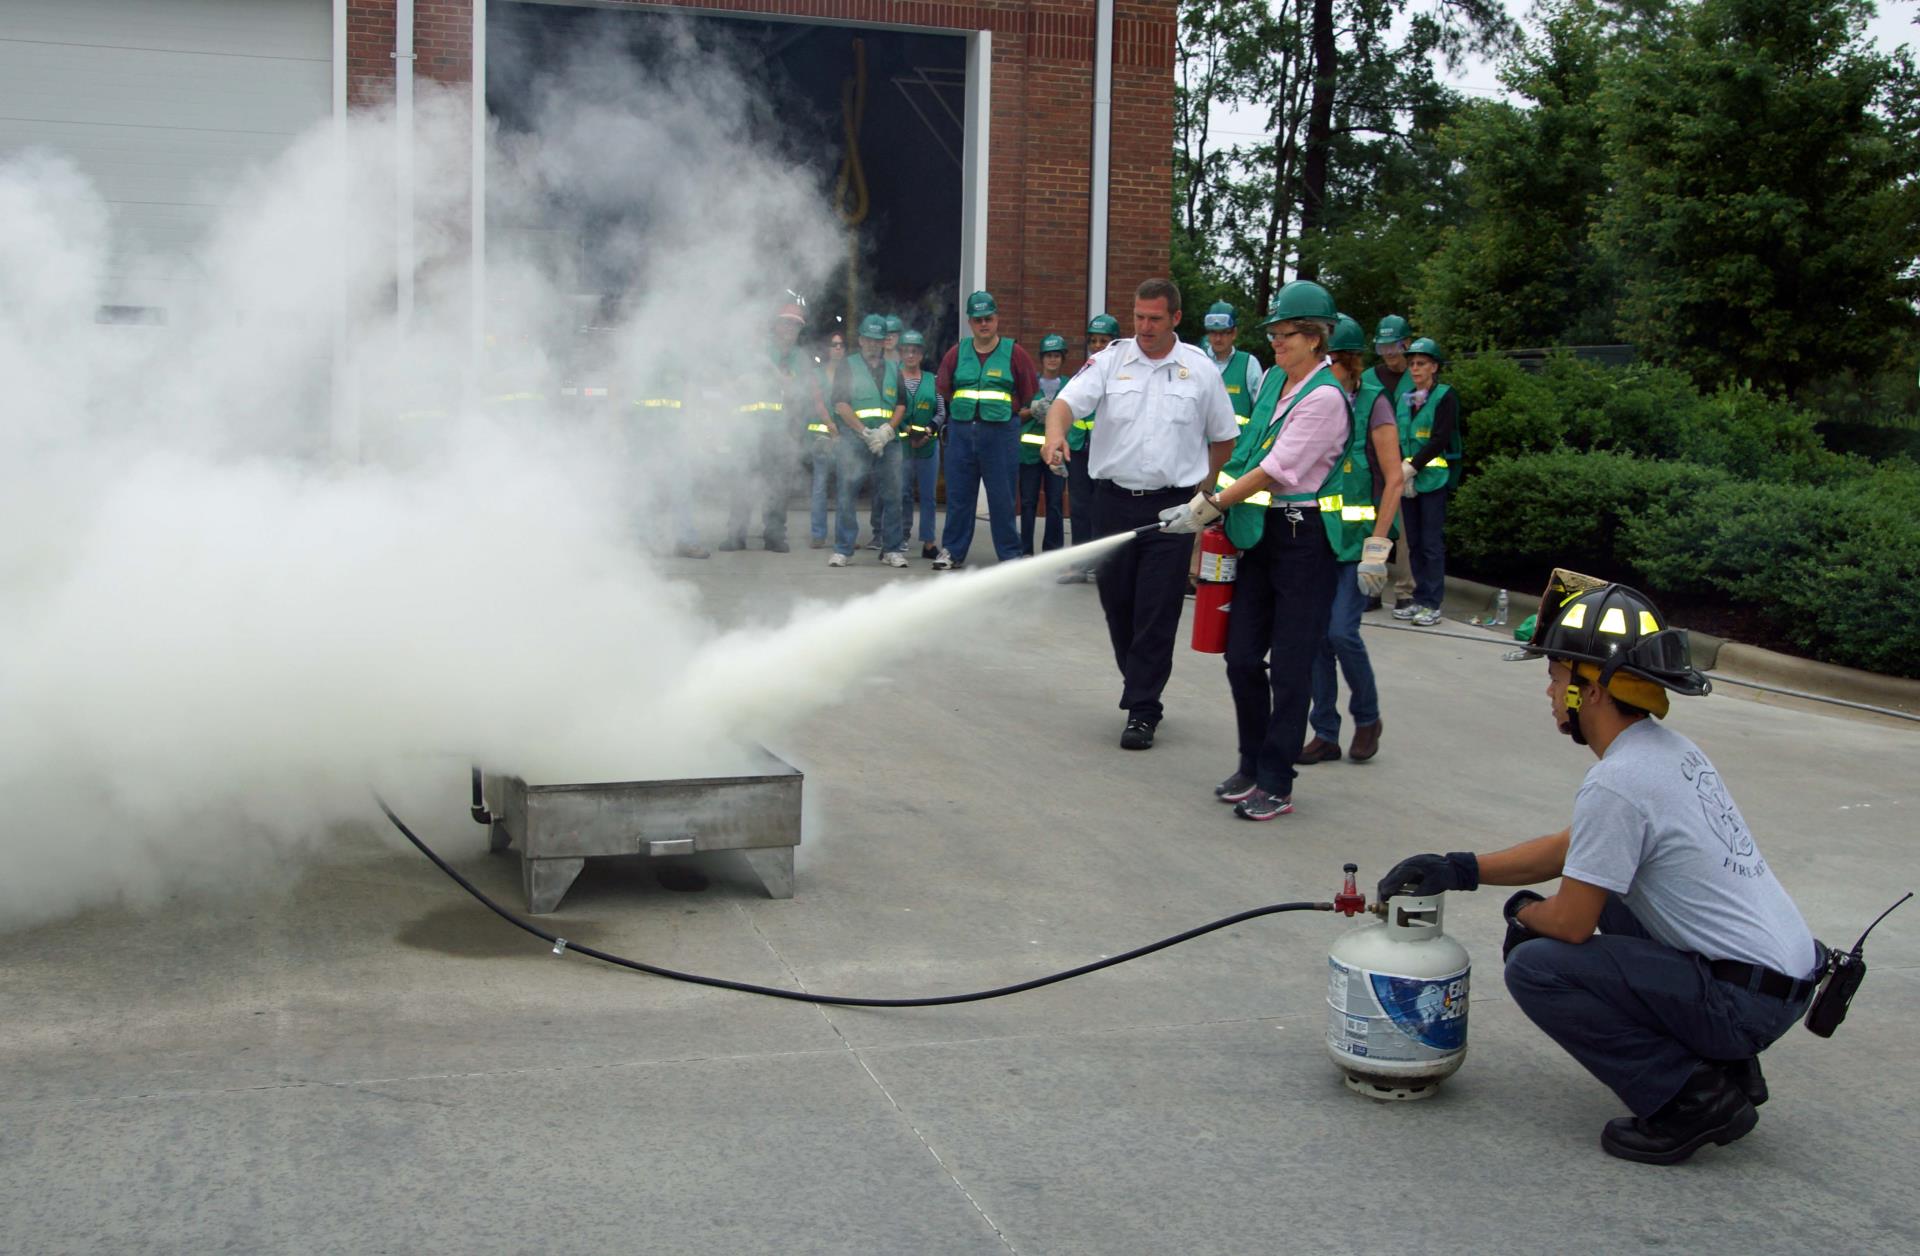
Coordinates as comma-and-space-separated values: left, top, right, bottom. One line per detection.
1391, 601, 1419, 620
1411, 605, 1443, 626
827, 552, 849, 568
883, 551, 908, 568
930, 549, 955, 570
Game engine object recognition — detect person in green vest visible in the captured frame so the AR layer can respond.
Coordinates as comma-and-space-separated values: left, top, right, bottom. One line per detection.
1366, 314, 1417, 611
1202, 300, 1264, 428
1157, 280, 1353, 819
1017, 333, 1069, 555
897, 329, 945, 559
624, 363, 710, 559
722, 301, 811, 552
1391, 337, 1463, 627
932, 290, 1039, 569
1056, 312, 1118, 584
806, 327, 848, 548
829, 313, 908, 567
1298, 314, 1407, 764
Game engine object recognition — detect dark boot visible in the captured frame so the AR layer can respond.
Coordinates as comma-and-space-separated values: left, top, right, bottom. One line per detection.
1348, 720, 1383, 763
1296, 736, 1342, 764
1601, 1063, 1757, 1165
1717, 1056, 1768, 1107
718, 536, 746, 552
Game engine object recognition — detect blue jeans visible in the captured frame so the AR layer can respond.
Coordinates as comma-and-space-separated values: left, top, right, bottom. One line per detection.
939, 419, 1022, 562
1505, 896, 1813, 1117
1018, 461, 1066, 554
1309, 562, 1380, 741
807, 436, 837, 542
839, 436, 903, 556
1403, 487, 1448, 608
905, 446, 940, 544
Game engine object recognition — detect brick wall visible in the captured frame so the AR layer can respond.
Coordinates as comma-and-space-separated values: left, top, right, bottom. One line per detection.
346, 0, 1175, 358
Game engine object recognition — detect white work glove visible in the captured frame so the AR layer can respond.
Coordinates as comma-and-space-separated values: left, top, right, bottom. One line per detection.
864, 426, 891, 456
1400, 460, 1419, 498
1157, 491, 1222, 534
1357, 536, 1392, 596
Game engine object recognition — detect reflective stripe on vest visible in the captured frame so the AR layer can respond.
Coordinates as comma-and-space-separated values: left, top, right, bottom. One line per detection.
1214, 471, 1343, 515
1342, 503, 1376, 522
806, 422, 832, 434
854, 407, 893, 421
739, 401, 783, 413
953, 388, 1014, 402
1020, 432, 1046, 445
1072, 416, 1095, 430
1215, 470, 1272, 508
634, 397, 682, 409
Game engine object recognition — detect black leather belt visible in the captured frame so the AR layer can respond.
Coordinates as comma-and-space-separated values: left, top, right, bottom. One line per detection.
1108, 483, 1187, 497
1710, 958, 1817, 1002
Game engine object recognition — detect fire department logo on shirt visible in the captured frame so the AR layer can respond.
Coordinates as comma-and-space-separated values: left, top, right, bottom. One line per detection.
1683, 750, 1754, 858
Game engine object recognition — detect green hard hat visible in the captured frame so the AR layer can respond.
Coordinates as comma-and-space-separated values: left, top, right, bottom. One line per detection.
1261, 280, 1337, 326
1374, 314, 1411, 345
1087, 313, 1120, 336
1330, 314, 1366, 353
1406, 336, 1446, 364
966, 291, 998, 318
858, 313, 888, 340
1040, 333, 1068, 354
899, 329, 925, 348
1202, 301, 1237, 332
883, 314, 904, 334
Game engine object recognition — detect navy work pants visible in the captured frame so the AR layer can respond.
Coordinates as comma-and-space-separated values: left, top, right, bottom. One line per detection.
1094, 482, 1193, 724
1223, 510, 1338, 797
1402, 486, 1448, 609
1505, 897, 1813, 1117
1018, 461, 1066, 554
940, 419, 1022, 563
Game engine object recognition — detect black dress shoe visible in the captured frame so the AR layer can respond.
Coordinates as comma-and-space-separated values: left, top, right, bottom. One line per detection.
1120, 719, 1157, 750
764, 538, 791, 553
1601, 1063, 1758, 1165
1717, 1056, 1768, 1107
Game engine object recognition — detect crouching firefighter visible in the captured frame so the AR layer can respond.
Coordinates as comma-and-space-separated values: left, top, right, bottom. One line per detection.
1377, 574, 1821, 1165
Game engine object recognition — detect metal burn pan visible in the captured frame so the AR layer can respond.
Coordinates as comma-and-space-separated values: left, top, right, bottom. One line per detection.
480, 750, 800, 913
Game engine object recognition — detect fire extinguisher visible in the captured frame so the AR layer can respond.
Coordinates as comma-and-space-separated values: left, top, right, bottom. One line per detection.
1191, 523, 1238, 653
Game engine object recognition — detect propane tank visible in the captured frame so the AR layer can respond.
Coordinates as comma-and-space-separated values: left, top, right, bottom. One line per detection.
1327, 890, 1471, 1100
1190, 523, 1238, 653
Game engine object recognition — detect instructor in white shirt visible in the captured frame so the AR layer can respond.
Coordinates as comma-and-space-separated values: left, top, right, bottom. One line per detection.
1042, 278, 1239, 750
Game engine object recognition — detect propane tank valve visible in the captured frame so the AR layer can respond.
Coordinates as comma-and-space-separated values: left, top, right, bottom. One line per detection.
1333, 863, 1367, 917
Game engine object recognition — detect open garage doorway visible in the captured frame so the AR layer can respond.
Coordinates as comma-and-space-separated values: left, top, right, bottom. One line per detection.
483, 1, 972, 357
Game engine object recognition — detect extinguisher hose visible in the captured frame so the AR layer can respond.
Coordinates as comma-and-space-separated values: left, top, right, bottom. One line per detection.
377, 795, 1332, 1008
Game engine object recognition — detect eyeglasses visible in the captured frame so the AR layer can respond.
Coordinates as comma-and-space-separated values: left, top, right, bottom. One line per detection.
1269, 328, 1310, 341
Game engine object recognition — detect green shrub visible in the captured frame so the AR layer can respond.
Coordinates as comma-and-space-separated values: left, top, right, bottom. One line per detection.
1446, 354, 1570, 464
1450, 450, 1732, 584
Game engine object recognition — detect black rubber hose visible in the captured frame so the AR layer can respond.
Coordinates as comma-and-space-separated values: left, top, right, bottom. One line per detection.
378, 796, 1331, 1008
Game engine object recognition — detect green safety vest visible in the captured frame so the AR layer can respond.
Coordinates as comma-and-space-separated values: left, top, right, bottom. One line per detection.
1397, 381, 1461, 494
901, 373, 940, 459
846, 356, 900, 429
1215, 365, 1349, 552
739, 345, 810, 426
1362, 365, 1411, 408
950, 338, 1016, 422
1220, 350, 1254, 422
1020, 378, 1062, 464
1349, 374, 1398, 545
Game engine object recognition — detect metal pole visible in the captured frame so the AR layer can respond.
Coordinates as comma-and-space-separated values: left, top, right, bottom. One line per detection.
395, 0, 416, 335
1088, 0, 1113, 319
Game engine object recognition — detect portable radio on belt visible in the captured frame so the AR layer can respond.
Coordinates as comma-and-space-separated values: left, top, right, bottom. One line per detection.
1806, 891, 1911, 1039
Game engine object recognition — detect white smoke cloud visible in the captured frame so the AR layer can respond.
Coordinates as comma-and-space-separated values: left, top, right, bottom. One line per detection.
0, 33, 876, 930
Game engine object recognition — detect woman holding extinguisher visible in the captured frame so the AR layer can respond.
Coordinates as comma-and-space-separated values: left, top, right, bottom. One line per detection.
1156, 280, 1353, 821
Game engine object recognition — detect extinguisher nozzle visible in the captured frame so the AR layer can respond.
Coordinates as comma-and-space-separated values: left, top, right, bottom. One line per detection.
1130, 521, 1164, 538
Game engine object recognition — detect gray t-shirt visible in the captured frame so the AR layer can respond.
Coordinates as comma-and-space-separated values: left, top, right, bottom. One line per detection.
1565, 719, 1816, 978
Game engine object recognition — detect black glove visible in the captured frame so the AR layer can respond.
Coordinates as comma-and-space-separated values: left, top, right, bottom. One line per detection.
1376, 852, 1480, 902
1502, 890, 1546, 961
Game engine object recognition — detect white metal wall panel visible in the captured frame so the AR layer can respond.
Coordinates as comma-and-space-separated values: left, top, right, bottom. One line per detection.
0, 0, 330, 307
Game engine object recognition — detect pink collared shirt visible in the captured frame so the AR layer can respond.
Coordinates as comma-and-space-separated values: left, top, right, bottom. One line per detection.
1257, 360, 1350, 496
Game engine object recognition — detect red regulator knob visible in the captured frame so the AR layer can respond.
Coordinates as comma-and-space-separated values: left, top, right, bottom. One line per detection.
1333, 863, 1367, 917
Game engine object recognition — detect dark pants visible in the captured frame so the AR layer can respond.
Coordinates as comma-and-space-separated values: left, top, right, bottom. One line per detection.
1505, 897, 1813, 1117
1018, 461, 1066, 554
1402, 486, 1448, 608
727, 430, 793, 545
1094, 482, 1194, 723
1223, 510, 1338, 797
941, 420, 1022, 562
1065, 446, 1096, 550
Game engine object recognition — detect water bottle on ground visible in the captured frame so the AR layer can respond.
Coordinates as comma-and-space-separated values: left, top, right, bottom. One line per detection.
1495, 589, 1509, 626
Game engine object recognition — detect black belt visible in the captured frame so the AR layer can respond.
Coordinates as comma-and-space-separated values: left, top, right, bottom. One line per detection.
1710, 958, 1817, 1002
1104, 482, 1188, 498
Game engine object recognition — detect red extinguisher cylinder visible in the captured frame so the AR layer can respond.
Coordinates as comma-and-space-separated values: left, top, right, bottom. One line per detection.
1190, 523, 1238, 654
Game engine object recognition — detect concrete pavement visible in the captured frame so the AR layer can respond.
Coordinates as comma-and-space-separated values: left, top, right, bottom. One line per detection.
4, 524, 1916, 1255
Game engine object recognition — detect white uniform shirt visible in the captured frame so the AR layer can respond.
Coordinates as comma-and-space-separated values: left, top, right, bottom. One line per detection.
1057, 338, 1240, 490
